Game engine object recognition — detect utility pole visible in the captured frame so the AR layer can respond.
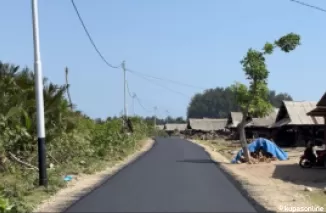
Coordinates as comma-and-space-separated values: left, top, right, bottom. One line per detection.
132, 93, 136, 116
32, 0, 47, 186
65, 67, 73, 110
154, 106, 158, 129
165, 110, 169, 124
121, 61, 128, 127
119, 110, 124, 129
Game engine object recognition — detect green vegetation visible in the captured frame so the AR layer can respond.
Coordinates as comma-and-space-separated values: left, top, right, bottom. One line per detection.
0, 61, 157, 213
141, 116, 186, 125
306, 191, 326, 209
231, 33, 301, 161
187, 87, 293, 119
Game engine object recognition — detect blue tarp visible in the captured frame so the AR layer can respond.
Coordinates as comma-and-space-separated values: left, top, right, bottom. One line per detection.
231, 138, 288, 163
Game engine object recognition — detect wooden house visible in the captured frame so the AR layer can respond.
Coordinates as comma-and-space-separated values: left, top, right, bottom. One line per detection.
246, 108, 279, 138
165, 123, 187, 135
225, 109, 278, 139
271, 101, 323, 146
226, 112, 243, 129
188, 118, 227, 133
307, 92, 326, 145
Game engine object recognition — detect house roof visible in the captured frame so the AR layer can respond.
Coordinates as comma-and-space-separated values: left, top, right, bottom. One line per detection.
317, 92, 326, 107
307, 92, 326, 117
247, 108, 279, 128
188, 118, 227, 131
273, 101, 323, 127
165, 123, 187, 131
307, 107, 326, 117
226, 109, 278, 128
226, 112, 243, 128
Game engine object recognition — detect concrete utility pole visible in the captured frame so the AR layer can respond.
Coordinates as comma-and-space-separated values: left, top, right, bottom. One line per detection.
121, 61, 128, 126
165, 110, 169, 124
32, 0, 47, 186
119, 110, 124, 128
132, 93, 136, 116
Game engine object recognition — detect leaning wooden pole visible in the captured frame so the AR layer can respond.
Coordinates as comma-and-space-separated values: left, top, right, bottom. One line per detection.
65, 67, 73, 110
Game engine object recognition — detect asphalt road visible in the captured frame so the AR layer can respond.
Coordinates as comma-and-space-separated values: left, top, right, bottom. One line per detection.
64, 137, 256, 212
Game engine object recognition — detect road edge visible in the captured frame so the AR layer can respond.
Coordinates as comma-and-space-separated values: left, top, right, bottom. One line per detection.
188, 139, 275, 213
34, 138, 156, 213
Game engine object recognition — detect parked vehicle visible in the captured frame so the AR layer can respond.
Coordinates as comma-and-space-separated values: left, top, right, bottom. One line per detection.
299, 146, 326, 168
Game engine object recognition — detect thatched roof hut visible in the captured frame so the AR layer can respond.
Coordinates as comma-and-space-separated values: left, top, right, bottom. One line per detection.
247, 108, 279, 128
226, 109, 278, 129
165, 123, 187, 131
272, 101, 323, 127
188, 118, 227, 131
307, 92, 326, 117
226, 112, 243, 128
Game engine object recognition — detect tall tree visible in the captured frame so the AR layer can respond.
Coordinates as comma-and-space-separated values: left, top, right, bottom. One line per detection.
187, 87, 292, 119
231, 33, 301, 162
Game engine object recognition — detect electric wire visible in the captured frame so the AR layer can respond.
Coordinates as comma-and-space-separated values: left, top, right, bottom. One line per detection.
126, 80, 153, 113
128, 71, 191, 99
70, 1, 210, 116
127, 80, 173, 116
289, 0, 326, 13
71, 0, 120, 69
135, 96, 153, 113
126, 80, 134, 98
126, 68, 206, 90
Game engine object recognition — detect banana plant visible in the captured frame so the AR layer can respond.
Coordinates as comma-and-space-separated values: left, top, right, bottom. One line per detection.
0, 197, 14, 213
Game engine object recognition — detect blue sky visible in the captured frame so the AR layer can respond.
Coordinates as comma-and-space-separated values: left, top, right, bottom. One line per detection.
1, 0, 326, 119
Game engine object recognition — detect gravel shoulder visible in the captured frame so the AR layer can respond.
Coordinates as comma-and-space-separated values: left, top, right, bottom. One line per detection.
33, 138, 155, 213
190, 139, 326, 213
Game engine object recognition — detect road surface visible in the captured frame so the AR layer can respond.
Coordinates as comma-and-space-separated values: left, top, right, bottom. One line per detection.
64, 137, 256, 212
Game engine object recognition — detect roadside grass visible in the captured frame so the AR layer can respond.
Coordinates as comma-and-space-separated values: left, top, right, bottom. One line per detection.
195, 139, 240, 161
0, 138, 149, 213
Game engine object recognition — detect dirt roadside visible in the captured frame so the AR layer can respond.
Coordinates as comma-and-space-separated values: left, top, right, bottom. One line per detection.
190, 139, 326, 213
33, 138, 155, 213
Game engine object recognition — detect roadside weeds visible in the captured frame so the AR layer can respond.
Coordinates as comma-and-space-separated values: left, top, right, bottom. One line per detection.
33, 138, 155, 213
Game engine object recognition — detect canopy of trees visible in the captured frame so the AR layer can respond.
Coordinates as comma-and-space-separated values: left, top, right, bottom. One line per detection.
104, 116, 186, 125
187, 87, 293, 119
155, 116, 186, 125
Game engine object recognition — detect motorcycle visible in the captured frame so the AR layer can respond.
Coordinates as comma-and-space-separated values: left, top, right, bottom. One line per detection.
299, 146, 326, 168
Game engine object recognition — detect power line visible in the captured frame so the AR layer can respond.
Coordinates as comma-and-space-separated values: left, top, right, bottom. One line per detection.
289, 0, 326, 13
135, 96, 153, 113
70, 1, 194, 114
127, 81, 174, 116
128, 71, 192, 99
126, 71, 191, 115
126, 68, 206, 90
126, 80, 133, 98
125, 80, 153, 113
71, 0, 120, 69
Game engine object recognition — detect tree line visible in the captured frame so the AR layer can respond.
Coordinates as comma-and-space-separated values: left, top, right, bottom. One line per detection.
187, 86, 293, 119
100, 86, 293, 124
103, 116, 187, 125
